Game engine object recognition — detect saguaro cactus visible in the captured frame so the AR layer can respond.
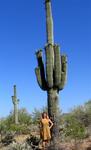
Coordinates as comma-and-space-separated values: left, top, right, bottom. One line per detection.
12, 85, 19, 124
35, 0, 67, 145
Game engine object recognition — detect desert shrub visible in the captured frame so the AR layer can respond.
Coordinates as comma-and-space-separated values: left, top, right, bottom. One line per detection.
70, 100, 91, 127
8, 124, 31, 134
32, 107, 47, 125
64, 114, 85, 141
18, 108, 32, 125
8, 142, 32, 150
0, 108, 32, 135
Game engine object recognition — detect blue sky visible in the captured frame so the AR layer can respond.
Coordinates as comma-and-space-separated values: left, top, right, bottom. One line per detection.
0, 0, 91, 117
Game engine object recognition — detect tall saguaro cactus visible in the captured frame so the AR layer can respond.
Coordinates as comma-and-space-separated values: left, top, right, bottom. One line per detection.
12, 85, 19, 124
35, 0, 67, 145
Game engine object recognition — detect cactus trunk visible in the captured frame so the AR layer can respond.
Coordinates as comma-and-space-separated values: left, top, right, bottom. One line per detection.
12, 85, 19, 125
47, 89, 59, 141
14, 103, 18, 125
45, 0, 54, 44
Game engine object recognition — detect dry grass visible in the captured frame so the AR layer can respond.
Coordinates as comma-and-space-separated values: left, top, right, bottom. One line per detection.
14, 134, 30, 143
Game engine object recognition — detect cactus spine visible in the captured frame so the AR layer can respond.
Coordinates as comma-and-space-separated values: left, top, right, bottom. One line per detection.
35, 0, 67, 145
12, 85, 19, 124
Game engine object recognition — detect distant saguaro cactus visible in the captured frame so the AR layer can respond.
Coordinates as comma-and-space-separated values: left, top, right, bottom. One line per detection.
12, 85, 19, 124
35, 0, 67, 145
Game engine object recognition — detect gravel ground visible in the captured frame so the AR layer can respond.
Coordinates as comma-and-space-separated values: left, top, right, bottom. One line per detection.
0, 136, 91, 150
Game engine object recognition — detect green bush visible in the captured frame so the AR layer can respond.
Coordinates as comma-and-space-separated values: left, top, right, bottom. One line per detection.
8, 124, 30, 134
0, 108, 32, 134
64, 114, 85, 140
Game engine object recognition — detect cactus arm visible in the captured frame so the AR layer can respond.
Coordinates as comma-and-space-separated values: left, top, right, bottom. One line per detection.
58, 72, 66, 90
35, 67, 47, 91
45, 44, 54, 88
17, 99, 19, 103
58, 55, 67, 90
36, 50, 43, 66
61, 55, 67, 73
35, 50, 47, 90
54, 44, 61, 87
36, 51, 46, 83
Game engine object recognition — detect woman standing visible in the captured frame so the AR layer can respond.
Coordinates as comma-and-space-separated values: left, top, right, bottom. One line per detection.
40, 112, 53, 149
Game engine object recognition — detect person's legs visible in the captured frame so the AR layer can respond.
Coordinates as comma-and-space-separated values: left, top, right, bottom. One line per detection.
42, 141, 46, 149
46, 140, 50, 147
42, 140, 51, 149
42, 140, 48, 149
